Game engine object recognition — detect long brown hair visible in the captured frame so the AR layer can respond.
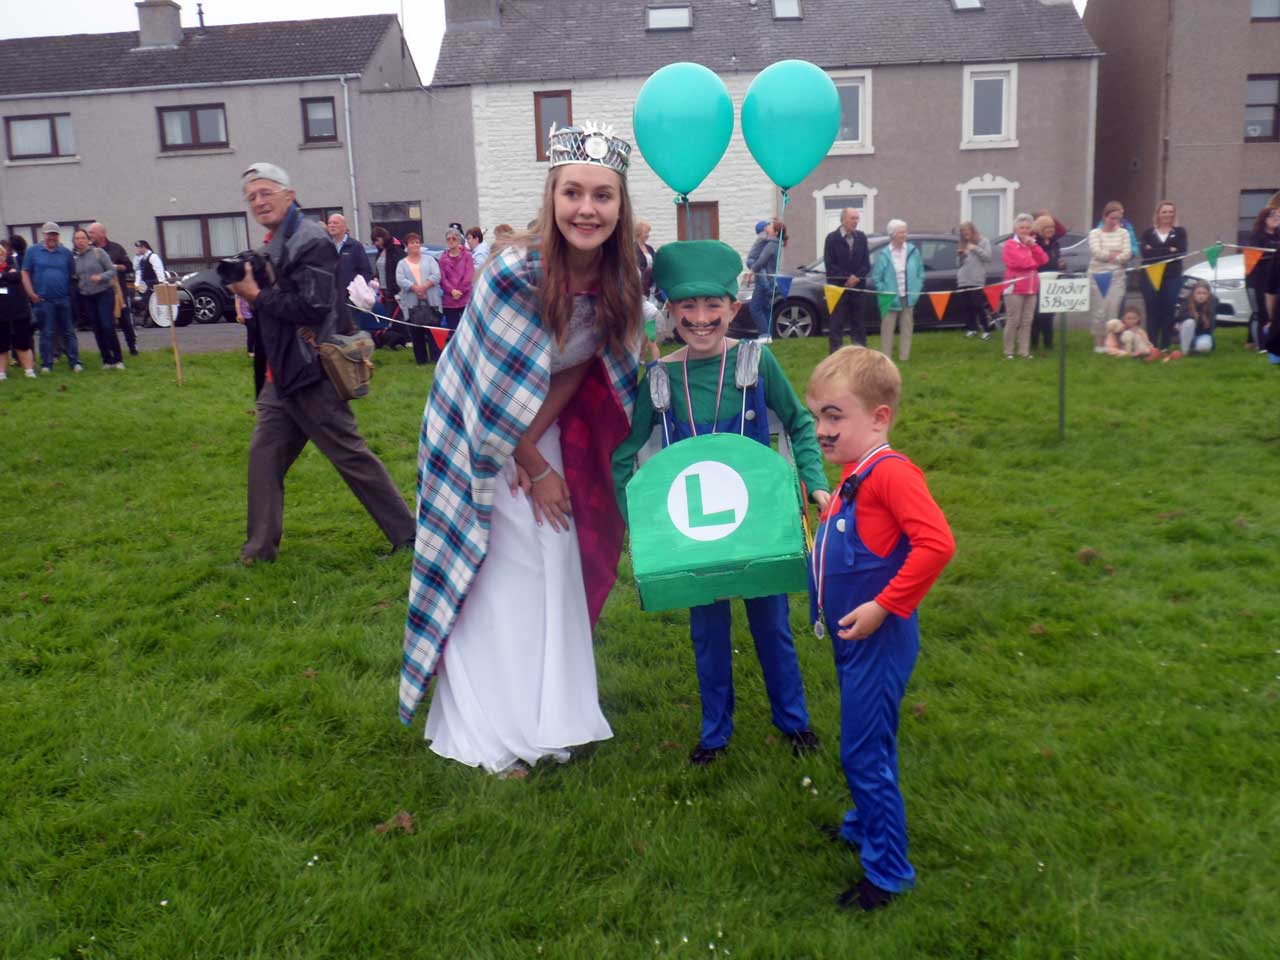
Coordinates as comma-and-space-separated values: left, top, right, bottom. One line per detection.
501, 165, 642, 357
1186, 280, 1215, 329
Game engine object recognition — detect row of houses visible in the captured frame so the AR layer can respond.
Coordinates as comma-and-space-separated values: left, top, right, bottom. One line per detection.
1, 0, 1276, 272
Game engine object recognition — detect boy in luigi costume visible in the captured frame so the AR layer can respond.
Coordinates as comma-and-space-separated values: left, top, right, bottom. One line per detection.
613, 239, 832, 765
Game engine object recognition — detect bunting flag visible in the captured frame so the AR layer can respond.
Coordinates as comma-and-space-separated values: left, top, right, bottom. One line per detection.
1144, 261, 1167, 291
1244, 247, 1264, 277
774, 275, 792, 298
984, 283, 1006, 313
927, 291, 952, 320
877, 292, 897, 315
1204, 242, 1223, 270
1092, 271, 1113, 300
824, 285, 845, 315
429, 327, 453, 351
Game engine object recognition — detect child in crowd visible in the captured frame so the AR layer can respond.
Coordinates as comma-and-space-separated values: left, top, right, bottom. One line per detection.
1177, 280, 1217, 355
612, 240, 831, 766
805, 346, 955, 911
1105, 306, 1168, 361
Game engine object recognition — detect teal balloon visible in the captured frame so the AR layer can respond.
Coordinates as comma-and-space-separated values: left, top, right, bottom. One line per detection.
633, 63, 734, 196
741, 60, 841, 190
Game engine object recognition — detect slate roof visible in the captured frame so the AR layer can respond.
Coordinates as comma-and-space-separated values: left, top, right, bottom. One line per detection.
434, 0, 1098, 87
0, 15, 397, 97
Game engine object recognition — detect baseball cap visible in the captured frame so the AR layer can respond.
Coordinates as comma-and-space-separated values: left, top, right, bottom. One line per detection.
41, 221, 60, 235
755, 220, 767, 234
242, 162, 292, 189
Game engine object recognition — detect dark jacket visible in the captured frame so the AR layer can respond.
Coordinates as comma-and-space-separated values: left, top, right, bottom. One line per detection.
823, 227, 870, 288
377, 240, 405, 307
1139, 226, 1187, 281
334, 234, 372, 333
102, 239, 132, 300
251, 204, 340, 399
1, 252, 32, 324
1035, 234, 1061, 273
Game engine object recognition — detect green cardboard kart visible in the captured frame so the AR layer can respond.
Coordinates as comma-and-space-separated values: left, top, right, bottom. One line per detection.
625, 432, 809, 611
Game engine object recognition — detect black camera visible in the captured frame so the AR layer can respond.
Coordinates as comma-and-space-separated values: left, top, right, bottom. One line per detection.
216, 250, 272, 288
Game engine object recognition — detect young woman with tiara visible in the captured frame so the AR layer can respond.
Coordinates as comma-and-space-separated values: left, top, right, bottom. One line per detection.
400, 122, 645, 776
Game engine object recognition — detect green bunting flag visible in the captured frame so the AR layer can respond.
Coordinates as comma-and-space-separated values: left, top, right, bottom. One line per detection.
1203, 242, 1223, 270
877, 292, 896, 315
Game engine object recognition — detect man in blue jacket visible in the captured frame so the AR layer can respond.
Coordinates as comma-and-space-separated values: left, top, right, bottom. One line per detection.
20, 222, 81, 373
326, 213, 371, 334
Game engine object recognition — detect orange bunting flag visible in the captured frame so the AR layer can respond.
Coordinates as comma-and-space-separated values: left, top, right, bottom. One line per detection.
1145, 261, 1167, 291
825, 285, 845, 315
927, 291, 952, 320
983, 283, 1006, 313
429, 327, 452, 351
1244, 247, 1264, 277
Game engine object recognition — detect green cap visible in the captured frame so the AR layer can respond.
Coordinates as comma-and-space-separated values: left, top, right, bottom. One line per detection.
652, 240, 742, 301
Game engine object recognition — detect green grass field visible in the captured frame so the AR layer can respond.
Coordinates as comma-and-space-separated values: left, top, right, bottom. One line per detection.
3, 328, 1278, 959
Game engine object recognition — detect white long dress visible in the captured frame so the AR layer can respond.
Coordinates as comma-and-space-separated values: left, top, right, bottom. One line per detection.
423, 297, 612, 773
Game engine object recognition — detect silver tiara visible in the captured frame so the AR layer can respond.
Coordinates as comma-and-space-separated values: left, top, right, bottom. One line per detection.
547, 121, 631, 175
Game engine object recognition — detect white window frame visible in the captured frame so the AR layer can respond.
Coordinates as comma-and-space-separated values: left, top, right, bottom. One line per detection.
772, 0, 803, 19
812, 179, 878, 255
646, 5, 691, 30
827, 69, 873, 156
961, 63, 1018, 150
956, 174, 1019, 236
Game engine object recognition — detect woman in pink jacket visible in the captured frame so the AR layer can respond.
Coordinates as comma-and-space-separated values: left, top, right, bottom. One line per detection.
1001, 213, 1049, 359
438, 227, 475, 328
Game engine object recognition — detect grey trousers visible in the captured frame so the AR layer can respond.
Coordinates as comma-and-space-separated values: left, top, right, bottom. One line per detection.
242, 376, 415, 562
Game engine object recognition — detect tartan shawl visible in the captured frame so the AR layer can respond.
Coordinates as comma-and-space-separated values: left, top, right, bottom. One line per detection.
399, 245, 640, 724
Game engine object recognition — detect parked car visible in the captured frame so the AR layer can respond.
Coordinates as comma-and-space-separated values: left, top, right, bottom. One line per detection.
178, 269, 235, 325
1180, 254, 1250, 325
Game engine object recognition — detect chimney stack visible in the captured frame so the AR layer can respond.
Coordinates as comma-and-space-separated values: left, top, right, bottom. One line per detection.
136, 0, 184, 49
443, 0, 501, 30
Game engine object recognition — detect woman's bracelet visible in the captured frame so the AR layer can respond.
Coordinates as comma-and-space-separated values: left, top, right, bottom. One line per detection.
530, 465, 554, 484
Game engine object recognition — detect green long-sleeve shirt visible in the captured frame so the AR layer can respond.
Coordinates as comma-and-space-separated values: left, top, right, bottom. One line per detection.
612, 343, 828, 519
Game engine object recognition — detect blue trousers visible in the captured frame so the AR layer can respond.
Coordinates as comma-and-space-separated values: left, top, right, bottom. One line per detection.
688, 593, 810, 749
34, 298, 80, 370
833, 621, 919, 892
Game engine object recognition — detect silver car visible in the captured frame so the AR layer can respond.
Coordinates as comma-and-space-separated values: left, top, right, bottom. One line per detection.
1180, 254, 1251, 326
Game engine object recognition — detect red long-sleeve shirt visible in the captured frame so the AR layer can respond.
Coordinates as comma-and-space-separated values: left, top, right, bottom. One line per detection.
825, 450, 956, 617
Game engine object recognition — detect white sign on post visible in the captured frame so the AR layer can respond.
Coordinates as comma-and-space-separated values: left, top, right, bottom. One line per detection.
1039, 277, 1090, 313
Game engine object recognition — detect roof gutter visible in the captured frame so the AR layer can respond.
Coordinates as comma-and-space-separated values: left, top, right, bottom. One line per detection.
0, 72, 363, 102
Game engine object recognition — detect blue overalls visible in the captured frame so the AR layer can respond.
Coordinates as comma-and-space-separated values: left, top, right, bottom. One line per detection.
661, 373, 811, 750
810, 453, 918, 893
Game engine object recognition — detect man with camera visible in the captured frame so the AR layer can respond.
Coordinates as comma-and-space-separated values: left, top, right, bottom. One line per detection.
228, 162, 414, 564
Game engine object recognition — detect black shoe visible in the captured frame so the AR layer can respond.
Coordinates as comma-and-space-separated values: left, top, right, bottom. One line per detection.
818, 823, 853, 846
380, 537, 415, 560
688, 745, 726, 766
787, 729, 821, 756
836, 877, 895, 912
129, 348, 139, 356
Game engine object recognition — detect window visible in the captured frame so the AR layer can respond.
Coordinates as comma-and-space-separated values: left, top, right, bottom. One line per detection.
961, 64, 1018, 149
676, 202, 719, 241
533, 90, 572, 161
916, 238, 960, 274
301, 97, 337, 143
370, 202, 421, 222
1245, 76, 1279, 142
772, 0, 802, 18
1239, 189, 1279, 243
956, 173, 1019, 238
301, 206, 344, 224
827, 70, 873, 154
952, 0, 984, 9
1252, 0, 1280, 19
4, 114, 75, 160
158, 213, 249, 266
157, 104, 228, 151
812, 178, 878, 254
646, 5, 691, 29
9, 220, 92, 246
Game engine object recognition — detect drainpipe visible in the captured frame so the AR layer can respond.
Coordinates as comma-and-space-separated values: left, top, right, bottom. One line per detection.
341, 76, 360, 239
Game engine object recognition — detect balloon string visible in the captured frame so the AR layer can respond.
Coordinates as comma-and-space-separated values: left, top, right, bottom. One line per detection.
763, 190, 789, 340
